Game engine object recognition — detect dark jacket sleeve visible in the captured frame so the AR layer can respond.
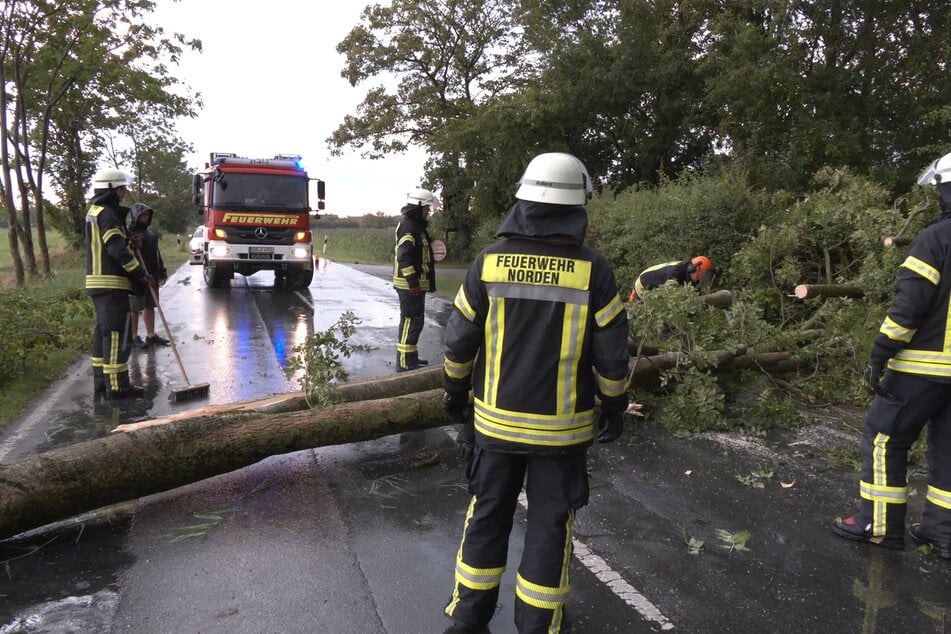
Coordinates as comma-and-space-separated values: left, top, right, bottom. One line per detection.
443, 255, 486, 393
590, 256, 630, 414
105, 215, 144, 280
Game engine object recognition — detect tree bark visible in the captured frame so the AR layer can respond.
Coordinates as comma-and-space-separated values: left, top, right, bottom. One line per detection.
701, 290, 733, 308
0, 389, 447, 541
793, 284, 864, 300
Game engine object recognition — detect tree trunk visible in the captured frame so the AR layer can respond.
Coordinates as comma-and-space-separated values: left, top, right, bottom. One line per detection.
0, 388, 448, 541
701, 290, 733, 308
793, 284, 864, 300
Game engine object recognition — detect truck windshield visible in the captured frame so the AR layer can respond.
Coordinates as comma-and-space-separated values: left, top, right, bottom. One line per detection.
212, 173, 307, 211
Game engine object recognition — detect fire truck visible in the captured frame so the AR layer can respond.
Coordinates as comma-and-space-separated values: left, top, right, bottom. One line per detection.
190, 152, 325, 289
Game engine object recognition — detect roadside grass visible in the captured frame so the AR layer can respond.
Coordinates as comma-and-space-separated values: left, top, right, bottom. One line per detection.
0, 229, 186, 434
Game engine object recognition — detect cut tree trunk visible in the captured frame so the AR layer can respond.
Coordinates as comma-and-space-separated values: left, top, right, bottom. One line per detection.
0, 389, 446, 541
793, 284, 864, 300
701, 290, 734, 308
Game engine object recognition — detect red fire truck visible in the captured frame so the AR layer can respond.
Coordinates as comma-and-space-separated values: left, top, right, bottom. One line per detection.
190, 152, 325, 289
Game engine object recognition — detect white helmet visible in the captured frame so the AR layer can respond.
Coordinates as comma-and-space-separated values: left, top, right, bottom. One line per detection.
406, 187, 439, 208
515, 152, 592, 206
917, 152, 951, 186
92, 168, 132, 190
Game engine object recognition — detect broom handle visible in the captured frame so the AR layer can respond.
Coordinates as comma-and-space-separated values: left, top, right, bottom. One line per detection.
133, 248, 191, 386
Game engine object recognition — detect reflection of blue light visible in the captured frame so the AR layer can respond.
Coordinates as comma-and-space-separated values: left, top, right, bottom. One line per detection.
273, 322, 285, 365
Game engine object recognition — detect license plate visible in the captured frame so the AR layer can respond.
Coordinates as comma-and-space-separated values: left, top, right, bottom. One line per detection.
249, 246, 273, 259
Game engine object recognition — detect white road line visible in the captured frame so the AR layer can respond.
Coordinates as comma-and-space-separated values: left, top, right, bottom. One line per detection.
441, 426, 674, 630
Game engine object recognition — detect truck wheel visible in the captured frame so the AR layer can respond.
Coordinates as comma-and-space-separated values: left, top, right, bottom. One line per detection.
203, 264, 227, 288
292, 267, 314, 289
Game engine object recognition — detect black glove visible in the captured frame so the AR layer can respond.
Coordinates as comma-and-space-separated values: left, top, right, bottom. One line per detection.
408, 285, 423, 298
443, 389, 468, 423
129, 233, 143, 251
597, 410, 624, 443
864, 359, 884, 392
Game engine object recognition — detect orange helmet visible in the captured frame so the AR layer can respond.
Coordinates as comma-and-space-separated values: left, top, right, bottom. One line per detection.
688, 256, 712, 283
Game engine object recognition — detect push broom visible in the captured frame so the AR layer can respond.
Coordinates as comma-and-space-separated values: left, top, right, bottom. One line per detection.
134, 249, 210, 403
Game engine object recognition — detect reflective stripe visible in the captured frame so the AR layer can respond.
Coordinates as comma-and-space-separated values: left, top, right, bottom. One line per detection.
397, 234, 416, 247
515, 572, 570, 610
927, 485, 951, 510
595, 294, 624, 327
595, 369, 628, 398
888, 354, 951, 377
557, 303, 584, 415
879, 316, 915, 343
444, 357, 473, 380
102, 227, 125, 243
859, 480, 907, 503
85, 274, 133, 291
486, 282, 587, 305
454, 286, 477, 322
455, 560, 505, 591
901, 255, 940, 285
474, 400, 594, 447
483, 297, 504, 405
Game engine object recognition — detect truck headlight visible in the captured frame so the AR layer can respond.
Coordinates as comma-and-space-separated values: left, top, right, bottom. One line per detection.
292, 247, 309, 258
210, 245, 230, 256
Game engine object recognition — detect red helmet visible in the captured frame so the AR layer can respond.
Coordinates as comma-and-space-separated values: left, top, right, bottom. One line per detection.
688, 256, 712, 283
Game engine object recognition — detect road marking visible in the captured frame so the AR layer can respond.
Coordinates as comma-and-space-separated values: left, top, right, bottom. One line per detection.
294, 290, 313, 309
440, 426, 674, 630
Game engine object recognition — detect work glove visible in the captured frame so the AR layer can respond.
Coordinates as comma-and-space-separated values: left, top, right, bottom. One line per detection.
408, 285, 423, 298
597, 410, 625, 444
129, 233, 143, 251
863, 359, 884, 393
443, 388, 474, 460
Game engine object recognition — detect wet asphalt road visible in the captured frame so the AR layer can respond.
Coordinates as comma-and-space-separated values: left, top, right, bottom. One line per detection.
1, 260, 950, 633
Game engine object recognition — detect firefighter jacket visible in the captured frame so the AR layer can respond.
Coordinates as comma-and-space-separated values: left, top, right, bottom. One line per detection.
633, 259, 693, 298
127, 203, 167, 282
870, 212, 951, 381
84, 190, 144, 295
392, 205, 435, 291
443, 199, 629, 454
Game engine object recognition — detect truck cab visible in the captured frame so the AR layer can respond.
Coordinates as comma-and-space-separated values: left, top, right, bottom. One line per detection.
191, 152, 325, 289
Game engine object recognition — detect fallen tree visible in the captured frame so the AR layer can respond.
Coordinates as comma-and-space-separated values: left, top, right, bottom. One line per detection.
793, 284, 864, 300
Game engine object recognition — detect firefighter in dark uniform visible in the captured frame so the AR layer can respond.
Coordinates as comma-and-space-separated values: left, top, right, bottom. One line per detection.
85, 168, 153, 399
442, 153, 630, 633
627, 255, 712, 302
392, 187, 438, 372
832, 151, 951, 559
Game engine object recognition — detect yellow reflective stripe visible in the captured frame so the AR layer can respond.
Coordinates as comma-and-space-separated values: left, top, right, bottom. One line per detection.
927, 485, 951, 510
595, 369, 628, 397
474, 400, 594, 446
872, 433, 888, 536
445, 497, 477, 617
859, 480, 907, 502
888, 354, 951, 377
483, 297, 504, 405
397, 234, 416, 247
515, 571, 570, 610
595, 294, 624, 327
634, 278, 646, 296
453, 286, 476, 321
91, 356, 103, 368
102, 227, 125, 243
396, 343, 417, 353
121, 259, 139, 273
85, 275, 133, 291
456, 559, 505, 591
400, 265, 416, 276
557, 303, 585, 415
901, 255, 940, 285
879, 316, 915, 342
444, 357, 473, 380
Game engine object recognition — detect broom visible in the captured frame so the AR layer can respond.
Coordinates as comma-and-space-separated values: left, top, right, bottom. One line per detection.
133, 249, 210, 403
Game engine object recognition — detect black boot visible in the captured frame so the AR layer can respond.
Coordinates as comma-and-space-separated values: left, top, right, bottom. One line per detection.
106, 385, 146, 399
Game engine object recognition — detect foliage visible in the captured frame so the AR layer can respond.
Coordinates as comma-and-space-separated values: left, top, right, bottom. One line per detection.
682, 529, 705, 555
715, 529, 751, 553
286, 311, 373, 408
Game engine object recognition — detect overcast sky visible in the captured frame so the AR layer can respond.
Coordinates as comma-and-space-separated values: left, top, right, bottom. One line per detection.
150, 1, 428, 216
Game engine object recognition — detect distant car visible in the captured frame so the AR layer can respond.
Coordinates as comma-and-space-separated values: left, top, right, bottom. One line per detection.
188, 226, 206, 265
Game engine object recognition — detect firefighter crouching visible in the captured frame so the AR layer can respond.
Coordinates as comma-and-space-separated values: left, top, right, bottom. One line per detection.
832, 151, 951, 559
442, 152, 631, 632
627, 255, 712, 303
84, 168, 155, 399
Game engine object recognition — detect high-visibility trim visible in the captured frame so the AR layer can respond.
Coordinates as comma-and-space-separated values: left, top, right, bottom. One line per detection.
483, 297, 504, 405
85, 275, 133, 291
859, 480, 907, 503
91, 356, 103, 368
927, 485, 951, 510
474, 400, 594, 447
396, 343, 417, 353
634, 278, 646, 296
595, 294, 624, 327
515, 572, 570, 610
400, 265, 416, 277
901, 255, 940, 285
595, 369, 628, 398
455, 559, 505, 591
557, 303, 585, 415
480, 253, 591, 291
397, 234, 416, 247
879, 316, 915, 343
453, 287, 477, 322
485, 282, 588, 305
445, 497, 478, 617
871, 432, 888, 536
444, 357, 473, 380
102, 227, 125, 243
888, 354, 951, 377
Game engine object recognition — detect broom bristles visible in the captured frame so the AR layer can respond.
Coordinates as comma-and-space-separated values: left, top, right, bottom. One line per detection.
168, 383, 211, 403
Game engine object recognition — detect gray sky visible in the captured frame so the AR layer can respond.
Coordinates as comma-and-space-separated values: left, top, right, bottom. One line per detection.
151, 1, 427, 216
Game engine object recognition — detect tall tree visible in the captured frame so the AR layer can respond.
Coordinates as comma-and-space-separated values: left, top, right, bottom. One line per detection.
0, 0, 200, 285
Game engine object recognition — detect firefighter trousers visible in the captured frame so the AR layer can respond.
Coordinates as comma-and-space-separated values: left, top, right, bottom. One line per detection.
859, 371, 951, 543
395, 289, 425, 369
91, 291, 133, 394
444, 448, 589, 633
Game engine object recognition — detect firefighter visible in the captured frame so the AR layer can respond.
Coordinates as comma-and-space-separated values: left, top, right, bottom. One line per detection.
84, 168, 153, 399
627, 255, 713, 302
831, 151, 951, 559
442, 153, 630, 632
392, 187, 438, 372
